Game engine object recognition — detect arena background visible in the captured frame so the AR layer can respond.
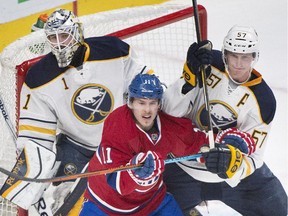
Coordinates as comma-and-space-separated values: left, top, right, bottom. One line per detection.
0, 0, 286, 215
0, 0, 167, 51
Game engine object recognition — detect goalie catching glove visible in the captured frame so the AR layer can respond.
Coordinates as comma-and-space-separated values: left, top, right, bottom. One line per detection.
128, 151, 164, 186
183, 40, 213, 87
204, 144, 243, 179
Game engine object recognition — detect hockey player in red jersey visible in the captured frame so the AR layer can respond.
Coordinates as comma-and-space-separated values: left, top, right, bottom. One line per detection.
162, 25, 287, 216
79, 73, 256, 216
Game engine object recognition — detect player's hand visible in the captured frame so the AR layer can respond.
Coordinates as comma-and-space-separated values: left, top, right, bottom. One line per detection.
216, 128, 256, 155
187, 40, 213, 73
183, 40, 213, 87
131, 151, 164, 180
203, 144, 243, 179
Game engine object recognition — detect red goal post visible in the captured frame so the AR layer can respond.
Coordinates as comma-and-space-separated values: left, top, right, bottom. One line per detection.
0, 4, 207, 216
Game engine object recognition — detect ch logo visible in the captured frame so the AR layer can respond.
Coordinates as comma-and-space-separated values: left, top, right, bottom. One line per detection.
72, 84, 114, 125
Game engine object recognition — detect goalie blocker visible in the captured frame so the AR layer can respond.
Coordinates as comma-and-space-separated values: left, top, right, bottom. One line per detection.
0, 140, 59, 210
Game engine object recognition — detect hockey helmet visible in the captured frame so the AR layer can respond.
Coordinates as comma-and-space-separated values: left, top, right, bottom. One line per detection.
44, 9, 84, 68
128, 74, 163, 100
222, 25, 259, 60
222, 25, 260, 84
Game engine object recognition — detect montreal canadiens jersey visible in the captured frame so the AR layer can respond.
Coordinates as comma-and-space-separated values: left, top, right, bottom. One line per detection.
17, 36, 147, 151
162, 50, 276, 186
85, 105, 208, 215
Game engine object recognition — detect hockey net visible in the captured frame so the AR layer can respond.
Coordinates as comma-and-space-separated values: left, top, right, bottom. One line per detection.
0, 3, 207, 216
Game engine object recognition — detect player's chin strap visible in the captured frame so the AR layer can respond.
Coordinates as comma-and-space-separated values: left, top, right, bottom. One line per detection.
0, 153, 202, 184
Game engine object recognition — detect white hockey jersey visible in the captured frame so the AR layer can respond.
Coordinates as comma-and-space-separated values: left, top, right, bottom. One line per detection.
162, 50, 276, 187
17, 36, 148, 151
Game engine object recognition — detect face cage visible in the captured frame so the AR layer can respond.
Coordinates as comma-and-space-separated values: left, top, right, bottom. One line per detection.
46, 26, 82, 67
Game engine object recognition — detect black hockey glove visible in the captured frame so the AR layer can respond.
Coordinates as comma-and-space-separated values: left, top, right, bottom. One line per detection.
183, 40, 213, 88
203, 144, 243, 179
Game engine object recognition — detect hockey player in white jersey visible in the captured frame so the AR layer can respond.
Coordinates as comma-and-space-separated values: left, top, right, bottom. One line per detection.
162, 25, 287, 215
0, 8, 151, 215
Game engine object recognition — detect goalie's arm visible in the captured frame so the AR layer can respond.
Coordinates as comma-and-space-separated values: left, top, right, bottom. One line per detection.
17, 83, 57, 152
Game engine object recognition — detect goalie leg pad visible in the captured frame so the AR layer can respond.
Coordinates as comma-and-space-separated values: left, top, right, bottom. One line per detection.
0, 140, 59, 210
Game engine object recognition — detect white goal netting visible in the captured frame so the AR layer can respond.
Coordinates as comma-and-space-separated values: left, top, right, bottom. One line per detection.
0, 3, 206, 215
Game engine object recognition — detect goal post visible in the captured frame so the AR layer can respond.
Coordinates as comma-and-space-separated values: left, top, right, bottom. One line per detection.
107, 6, 207, 39
0, 3, 207, 216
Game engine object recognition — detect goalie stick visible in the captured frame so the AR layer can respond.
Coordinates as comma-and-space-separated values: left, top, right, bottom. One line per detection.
0, 94, 17, 144
0, 153, 202, 183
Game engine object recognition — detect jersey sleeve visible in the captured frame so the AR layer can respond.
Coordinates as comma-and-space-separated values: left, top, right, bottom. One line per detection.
225, 93, 276, 186
225, 149, 265, 187
96, 143, 140, 195
95, 111, 160, 195
226, 110, 273, 186
122, 44, 148, 96
162, 78, 201, 117
16, 83, 57, 151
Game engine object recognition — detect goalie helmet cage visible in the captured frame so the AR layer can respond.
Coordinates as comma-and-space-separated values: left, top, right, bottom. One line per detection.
0, 3, 207, 216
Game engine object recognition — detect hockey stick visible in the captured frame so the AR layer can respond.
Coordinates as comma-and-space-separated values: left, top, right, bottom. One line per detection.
53, 146, 191, 215
0, 94, 17, 144
191, 0, 215, 148
0, 153, 202, 183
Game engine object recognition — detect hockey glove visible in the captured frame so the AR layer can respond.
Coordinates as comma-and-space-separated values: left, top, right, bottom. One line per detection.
216, 128, 256, 155
130, 151, 164, 180
204, 144, 243, 179
183, 40, 213, 87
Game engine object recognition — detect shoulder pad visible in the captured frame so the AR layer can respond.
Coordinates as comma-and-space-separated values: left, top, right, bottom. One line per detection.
85, 36, 130, 61
25, 53, 67, 89
249, 77, 276, 124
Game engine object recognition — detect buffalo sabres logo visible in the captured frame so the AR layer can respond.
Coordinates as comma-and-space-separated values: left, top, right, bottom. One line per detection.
72, 84, 114, 124
197, 101, 237, 133
64, 163, 77, 175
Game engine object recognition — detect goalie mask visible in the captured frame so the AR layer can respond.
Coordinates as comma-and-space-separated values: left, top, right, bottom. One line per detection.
222, 25, 259, 84
44, 9, 84, 68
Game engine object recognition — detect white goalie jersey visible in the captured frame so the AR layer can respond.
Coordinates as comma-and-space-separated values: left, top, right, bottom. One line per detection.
16, 36, 148, 152
162, 50, 276, 186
